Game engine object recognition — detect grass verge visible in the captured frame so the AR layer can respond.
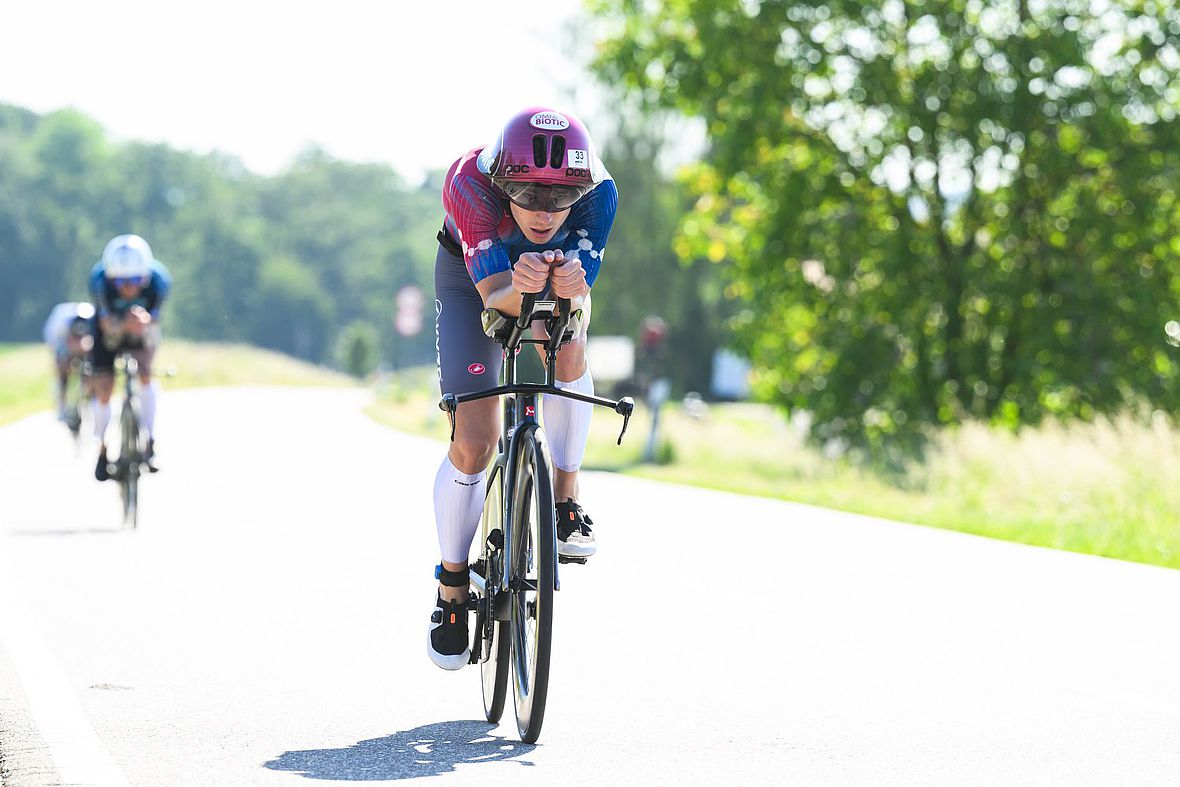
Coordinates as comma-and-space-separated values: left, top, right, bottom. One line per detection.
367, 366, 1180, 570
0, 340, 352, 427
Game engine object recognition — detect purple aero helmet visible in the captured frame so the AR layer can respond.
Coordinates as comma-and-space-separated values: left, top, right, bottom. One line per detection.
477, 107, 606, 211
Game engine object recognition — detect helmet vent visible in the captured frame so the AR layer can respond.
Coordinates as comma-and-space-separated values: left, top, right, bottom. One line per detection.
532, 134, 548, 168
549, 135, 566, 169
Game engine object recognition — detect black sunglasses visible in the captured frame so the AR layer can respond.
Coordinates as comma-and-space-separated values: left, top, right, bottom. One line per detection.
494, 180, 591, 212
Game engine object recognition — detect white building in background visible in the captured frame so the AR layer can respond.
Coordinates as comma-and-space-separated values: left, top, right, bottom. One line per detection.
586, 336, 635, 384
711, 349, 751, 400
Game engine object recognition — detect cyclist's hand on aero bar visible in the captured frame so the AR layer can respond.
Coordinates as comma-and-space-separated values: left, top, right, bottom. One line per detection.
513, 250, 560, 295
550, 254, 588, 300
124, 306, 151, 337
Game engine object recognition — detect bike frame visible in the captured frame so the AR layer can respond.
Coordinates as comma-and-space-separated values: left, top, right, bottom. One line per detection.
63, 355, 93, 435
443, 294, 634, 598
117, 353, 141, 424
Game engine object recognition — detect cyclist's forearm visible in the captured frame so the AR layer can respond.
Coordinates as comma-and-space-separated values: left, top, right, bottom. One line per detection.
476, 274, 524, 316
486, 286, 527, 315
483, 287, 586, 317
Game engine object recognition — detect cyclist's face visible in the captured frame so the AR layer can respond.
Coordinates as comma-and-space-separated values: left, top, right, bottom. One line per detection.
509, 202, 570, 244
116, 281, 144, 298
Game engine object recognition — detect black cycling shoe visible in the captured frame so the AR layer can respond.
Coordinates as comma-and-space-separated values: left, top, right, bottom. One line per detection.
556, 499, 596, 558
94, 449, 111, 482
145, 438, 159, 473
427, 593, 471, 670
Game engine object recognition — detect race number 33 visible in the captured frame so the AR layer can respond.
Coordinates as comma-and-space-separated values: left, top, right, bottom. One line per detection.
568, 149, 589, 168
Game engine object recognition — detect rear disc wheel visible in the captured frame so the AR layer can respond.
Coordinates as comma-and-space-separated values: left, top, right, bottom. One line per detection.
480, 466, 510, 722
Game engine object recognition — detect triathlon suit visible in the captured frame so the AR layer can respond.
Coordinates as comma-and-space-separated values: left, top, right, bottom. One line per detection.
434, 146, 618, 395
42, 302, 89, 366
87, 259, 172, 374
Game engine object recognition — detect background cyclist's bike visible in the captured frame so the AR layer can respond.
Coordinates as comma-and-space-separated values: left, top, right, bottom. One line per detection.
108, 353, 152, 528
440, 293, 633, 744
62, 357, 92, 446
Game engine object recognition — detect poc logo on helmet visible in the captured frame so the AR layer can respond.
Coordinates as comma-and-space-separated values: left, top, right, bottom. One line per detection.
505, 164, 531, 174
530, 111, 569, 131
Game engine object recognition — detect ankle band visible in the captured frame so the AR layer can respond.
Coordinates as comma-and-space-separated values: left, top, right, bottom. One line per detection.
434, 563, 469, 587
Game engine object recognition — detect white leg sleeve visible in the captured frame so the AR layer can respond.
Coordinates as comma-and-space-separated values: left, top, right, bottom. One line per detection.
140, 381, 159, 437
433, 455, 487, 565
543, 368, 594, 473
93, 400, 111, 443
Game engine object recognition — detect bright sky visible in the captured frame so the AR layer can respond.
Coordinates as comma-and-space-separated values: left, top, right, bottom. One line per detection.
0, 0, 591, 183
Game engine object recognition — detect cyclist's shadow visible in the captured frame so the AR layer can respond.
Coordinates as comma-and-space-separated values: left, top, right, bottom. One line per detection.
263, 720, 535, 781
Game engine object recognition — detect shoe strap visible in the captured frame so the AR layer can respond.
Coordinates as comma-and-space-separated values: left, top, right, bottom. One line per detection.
558, 500, 593, 529
434, 563, 469, 588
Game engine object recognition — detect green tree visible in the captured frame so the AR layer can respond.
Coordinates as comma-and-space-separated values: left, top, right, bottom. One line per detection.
0, 103, 445, 374
258, 148, 440, 365
336, 320, 379, 378
592, 0, 1180, 448
592, 115, 732, 394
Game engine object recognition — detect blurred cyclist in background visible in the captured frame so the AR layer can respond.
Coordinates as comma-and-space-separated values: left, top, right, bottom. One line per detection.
42, 301, 95, 422
427, 106, 618, 669
88, 234, 172, 482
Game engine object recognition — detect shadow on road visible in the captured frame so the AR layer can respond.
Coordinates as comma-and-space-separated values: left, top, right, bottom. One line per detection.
263, 720, 535, 781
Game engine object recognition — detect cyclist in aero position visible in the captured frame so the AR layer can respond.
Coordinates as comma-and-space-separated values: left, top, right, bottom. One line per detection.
88, 234, 172, 482
42, 301, 96, 421
428, 107, 618, 669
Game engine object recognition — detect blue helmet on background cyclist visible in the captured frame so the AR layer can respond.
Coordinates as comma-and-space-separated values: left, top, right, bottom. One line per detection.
428, 107, 618, 669
42, 302, 96, 422
87, 234, 172, 482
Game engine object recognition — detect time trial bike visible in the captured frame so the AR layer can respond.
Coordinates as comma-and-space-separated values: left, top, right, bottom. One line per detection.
439, 293, 634, 744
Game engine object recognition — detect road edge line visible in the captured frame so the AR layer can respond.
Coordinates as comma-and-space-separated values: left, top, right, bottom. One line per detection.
0, 535, 130, 786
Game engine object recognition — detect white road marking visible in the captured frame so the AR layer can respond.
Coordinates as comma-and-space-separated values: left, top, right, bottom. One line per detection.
0, 534, 130, 787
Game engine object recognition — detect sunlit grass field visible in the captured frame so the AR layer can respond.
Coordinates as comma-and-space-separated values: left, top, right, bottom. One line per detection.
6, 344, 1174, 569
0, 343, 55, 426
0, 340, 351, 426
367, 366, 1180, 570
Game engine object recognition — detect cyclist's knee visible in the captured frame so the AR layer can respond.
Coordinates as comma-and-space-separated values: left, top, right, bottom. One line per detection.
555, 337, 588, 380
449, 423, 497, 473
92, 375, 115, 403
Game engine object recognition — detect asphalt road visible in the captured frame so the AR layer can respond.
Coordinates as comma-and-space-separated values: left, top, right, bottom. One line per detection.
1, 387, 1179, 785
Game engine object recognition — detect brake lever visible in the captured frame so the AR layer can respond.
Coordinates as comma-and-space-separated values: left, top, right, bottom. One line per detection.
439, 393, 458, 441
614, 397, 634, 445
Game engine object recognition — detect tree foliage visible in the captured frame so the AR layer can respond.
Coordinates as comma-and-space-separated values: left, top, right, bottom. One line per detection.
592, 0, 1180, 448
0, 105, 441, 370
0, 101, 728, 393
594, 114, 734, 393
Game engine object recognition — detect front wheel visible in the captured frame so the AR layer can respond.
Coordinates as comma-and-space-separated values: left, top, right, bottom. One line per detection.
118, 400, 141, 528
509, 430, 556, 743
64, 402, 82, 437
